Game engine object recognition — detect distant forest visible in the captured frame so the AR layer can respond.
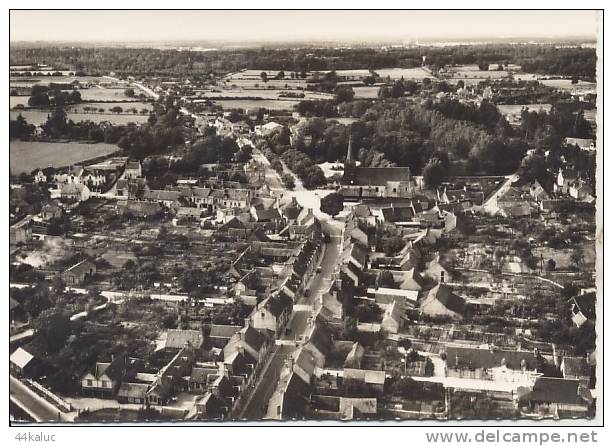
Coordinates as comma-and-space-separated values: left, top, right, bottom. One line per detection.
10, 44, 596, 79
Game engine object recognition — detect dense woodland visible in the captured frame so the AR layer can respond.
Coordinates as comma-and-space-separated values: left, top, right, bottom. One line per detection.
10, 44, 596, 79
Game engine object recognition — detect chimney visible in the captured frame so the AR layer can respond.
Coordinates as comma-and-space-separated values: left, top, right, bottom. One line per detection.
244, 317, 251, 328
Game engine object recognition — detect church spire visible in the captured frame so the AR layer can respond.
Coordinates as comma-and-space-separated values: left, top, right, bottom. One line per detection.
345, 135, 355, 167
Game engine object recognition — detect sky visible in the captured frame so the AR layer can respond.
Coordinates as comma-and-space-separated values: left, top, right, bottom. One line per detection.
10, 10, 599, 43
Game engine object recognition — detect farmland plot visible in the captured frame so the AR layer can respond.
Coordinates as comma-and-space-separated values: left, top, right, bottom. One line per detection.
10, 141, 120, 173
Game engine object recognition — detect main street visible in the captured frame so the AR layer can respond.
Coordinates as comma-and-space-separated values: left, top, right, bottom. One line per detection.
244, 146, 345, 418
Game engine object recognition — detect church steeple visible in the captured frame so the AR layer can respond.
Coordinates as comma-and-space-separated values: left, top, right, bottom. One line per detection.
345, 135, 355, 168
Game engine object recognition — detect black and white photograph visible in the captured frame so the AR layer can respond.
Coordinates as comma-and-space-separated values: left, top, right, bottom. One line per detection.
6, 5, 604, 436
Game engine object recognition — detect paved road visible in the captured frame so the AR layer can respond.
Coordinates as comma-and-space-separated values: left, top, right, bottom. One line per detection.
482, 173, 518, 215
239, 221, 343, 420
240, 344, 296, 420
10, 377, 72, 422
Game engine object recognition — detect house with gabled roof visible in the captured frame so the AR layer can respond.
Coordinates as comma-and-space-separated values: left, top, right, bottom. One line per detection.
423, 253, 454, 284
521, 377, 593, 417
444, 345, 541, 382
569, 291, 596, 328
251, 291, 293, 336
380, 300, 404, 333
207, 324, 242, 349
223, 325, 271, 364
81, 355, 126, 397
195, 392, 230, 420
560, 356, 592, 389
343, 368, 386, 394
117, 382, 149, 404
303, 322, 333, 367
343, 342, 365, 369
10, 347, 40, 377
162, 329, 204, 351
61, 259, 96, 286
420, 283, 465, 320
188, 367, 220, 393
398, 267, 426, 291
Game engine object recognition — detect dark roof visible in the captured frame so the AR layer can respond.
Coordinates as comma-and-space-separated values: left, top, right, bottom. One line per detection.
437, 202, 465, 214
190, 367, 218, 384
344, 167, 412, 186
164, 329, 204, 350
10, 297, 20, 310
426, 283, 466, 316
528, 378, 587, 405
308, 323, 332, 358
63, 259, 95, 277
381, 206, 415, 222
253, 208, 281, 221
117, 382, 149, 399
241, 326, 267, 352
563, 356, 591, 377
352, 204, 372, 218
445, 345, 539, 371
209, 325, 241, 339
221, 217, 246, 230
570, 292, 596, 320
265, 292, 293, 317
349, 243, 367, 268
96, 354, 126, 381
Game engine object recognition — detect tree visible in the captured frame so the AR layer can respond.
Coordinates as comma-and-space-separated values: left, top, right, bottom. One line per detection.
422, 157, 447, 188
335, 85, 355, 104
381, 235, 405, 256
320, 192, 344, 217
260, 72, 268, 83
124, 88, 135, 97
281, 174, 295, 190
545, 258, 556, 271
378, 270, 395, 288
355, 301, 383, 323
570, 248, 584, 266
31, 308, 71, 352
342, 317, 358, 341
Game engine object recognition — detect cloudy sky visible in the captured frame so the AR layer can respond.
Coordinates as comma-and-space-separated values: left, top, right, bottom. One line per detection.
10, 10, 599, 43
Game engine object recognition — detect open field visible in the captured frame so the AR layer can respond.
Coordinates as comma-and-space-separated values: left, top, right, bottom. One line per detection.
78, 87, 136, 101
221, 78, 307, 89
68, 101, 154, 113
538, 79, 596, 92
9, 75, 117, 88
375, 67, 433, 80
10, 110, 149, 126
210, 99, 300, 111
353, 86, 380, 98
9, 96, 30, 108
10, 141, 120, 174
194, 89, 333, 101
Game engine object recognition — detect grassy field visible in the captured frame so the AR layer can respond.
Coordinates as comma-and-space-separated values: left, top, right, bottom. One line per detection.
375, 67, 433, 80
10, 141, 120, 174
538, 79, 596, 92
78, 87, 135, 101
211, 99, 299, 111
353, 86, 380, 98
10, 110, 149, 126
68, 101, 154, 113
9, 96, 30, 108
9, 75, 113, 88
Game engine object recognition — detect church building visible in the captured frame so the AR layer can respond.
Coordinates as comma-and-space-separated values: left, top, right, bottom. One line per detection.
340, 137, 416, 199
